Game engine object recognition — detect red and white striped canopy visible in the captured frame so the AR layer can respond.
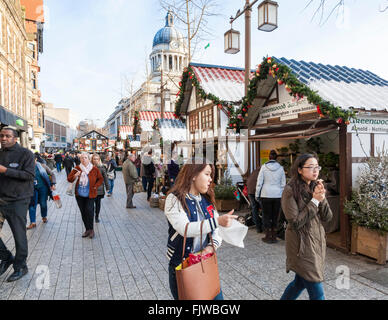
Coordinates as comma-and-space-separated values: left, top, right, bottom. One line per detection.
139, 111, 175, 121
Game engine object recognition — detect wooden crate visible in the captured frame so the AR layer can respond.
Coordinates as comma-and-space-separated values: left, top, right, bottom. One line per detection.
150, 197, 159, 208
351, 225, 388, 265
215, 199, 240, 212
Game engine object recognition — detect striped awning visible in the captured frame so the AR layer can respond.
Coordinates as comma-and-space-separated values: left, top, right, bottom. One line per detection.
119, 125, 133, 139
139, 111, 175, 121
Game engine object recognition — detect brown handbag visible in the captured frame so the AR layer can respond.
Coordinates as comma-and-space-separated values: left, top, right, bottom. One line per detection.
176, 220, 221, 300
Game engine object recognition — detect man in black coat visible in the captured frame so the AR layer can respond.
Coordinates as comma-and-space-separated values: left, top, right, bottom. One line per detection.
63, 152, 75, 177
0, 127, 35, 282
54, 152, 63, 173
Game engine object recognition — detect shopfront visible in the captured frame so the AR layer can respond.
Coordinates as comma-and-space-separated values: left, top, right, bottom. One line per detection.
75, 130, 109, 153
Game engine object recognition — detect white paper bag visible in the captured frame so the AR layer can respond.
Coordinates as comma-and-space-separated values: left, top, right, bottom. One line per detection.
218, 219, 248, 248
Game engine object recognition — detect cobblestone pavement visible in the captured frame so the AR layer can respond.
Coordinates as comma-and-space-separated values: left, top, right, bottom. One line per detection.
0, 171, 386, 300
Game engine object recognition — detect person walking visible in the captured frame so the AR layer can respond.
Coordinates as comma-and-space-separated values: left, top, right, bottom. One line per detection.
74, 153, 81, 166
122, 153, 139, 209
167, 152, 180, 187
164, 158, 238, 300
27, 154, 57, 229
255, 150, 286, 243
54, 152, 63, 173
280, 153, 332, 300
247, 166, 263, 233
143, 150, 155, 201
63, 152, 75, 177
46, 153, 55, 170
0, 127, 35, 282
91, 154, 109, 223
68, 152, 103, 239
134, 154, 141, 177
105, 154, 117, 197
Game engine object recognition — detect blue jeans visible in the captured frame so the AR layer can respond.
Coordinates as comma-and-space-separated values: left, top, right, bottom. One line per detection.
168, 264, 224, 300
29, 187, 49, 223
56, 162, 62, 172
108, 179, 114, 194
142, 176, 148, 192
280, 273, 325, 300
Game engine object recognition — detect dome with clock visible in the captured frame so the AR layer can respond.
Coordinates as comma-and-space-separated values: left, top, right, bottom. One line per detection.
150, 11, 188, 77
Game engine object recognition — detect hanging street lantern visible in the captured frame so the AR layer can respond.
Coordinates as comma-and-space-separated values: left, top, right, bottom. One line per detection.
258, 0, 278, 32
224, 28, 240, 54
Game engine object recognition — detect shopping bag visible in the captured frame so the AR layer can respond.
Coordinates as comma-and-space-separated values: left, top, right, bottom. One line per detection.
133, 181, 143, 193
175, 221, 221, 300
218, 219, 248, 248
66, 169, 79, 196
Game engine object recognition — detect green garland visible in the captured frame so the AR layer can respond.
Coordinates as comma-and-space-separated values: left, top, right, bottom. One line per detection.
175, 57, 356, 132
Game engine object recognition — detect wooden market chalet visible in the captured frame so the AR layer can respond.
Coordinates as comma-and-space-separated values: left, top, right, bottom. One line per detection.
175, 57, 388, 252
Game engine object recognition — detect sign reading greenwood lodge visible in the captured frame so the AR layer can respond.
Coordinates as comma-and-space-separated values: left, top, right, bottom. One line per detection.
347, 116, 388, 134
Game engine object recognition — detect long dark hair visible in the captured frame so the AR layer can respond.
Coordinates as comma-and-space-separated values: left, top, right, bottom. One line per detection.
167, 158, 216, 216
288, 153, 318, 202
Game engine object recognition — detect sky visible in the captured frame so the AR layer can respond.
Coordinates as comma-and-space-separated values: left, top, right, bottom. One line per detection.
39, 0, 388, 127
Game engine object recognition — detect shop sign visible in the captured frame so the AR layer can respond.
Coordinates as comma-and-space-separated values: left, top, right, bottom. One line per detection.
347, 116, 388, 134
260, 149, 270, 165
130, 141, 141, 148
256, 98, 315, 124
45, 141, 67, 148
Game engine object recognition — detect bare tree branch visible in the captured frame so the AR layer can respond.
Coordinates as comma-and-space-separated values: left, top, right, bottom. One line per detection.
305, 0, 345, 25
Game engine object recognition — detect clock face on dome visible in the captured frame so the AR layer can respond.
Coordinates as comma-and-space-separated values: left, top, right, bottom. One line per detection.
171, 41, 179, 49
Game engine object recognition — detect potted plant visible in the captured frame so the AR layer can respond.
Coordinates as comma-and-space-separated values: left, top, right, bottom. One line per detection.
344, 149, 388, 264
214, 173, 240, 212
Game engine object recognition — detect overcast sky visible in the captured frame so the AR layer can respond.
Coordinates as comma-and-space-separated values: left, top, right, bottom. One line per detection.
39, 0, 388, 127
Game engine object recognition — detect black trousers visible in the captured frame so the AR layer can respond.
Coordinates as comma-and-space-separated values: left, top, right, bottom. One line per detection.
94, 195, 104, 218
76, 196, 95, 231
261, 198, 281, 230
65, 166, 73, 177
0, 199, 29, 270
146, 177, 154, 200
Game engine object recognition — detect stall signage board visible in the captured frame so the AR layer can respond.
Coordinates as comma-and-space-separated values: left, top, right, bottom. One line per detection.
260, 150, 270, 165
256, 98, 315, 125
347, 116, 388, 134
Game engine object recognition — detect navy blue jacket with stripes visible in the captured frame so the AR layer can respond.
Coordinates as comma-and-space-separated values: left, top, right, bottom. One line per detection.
165, 193, 222, 268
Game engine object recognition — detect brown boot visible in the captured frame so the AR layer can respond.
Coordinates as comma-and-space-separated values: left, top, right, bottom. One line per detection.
271, 228, 278, 243
82, 230, 90, 238
27, 223, 36, 230
88, 230, 95, 239
262, 229, 272, 243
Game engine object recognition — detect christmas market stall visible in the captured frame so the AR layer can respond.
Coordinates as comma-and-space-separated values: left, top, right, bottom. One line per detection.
239, 56, 388, 253
174, 63, 251, 183
74, 130, 109, 153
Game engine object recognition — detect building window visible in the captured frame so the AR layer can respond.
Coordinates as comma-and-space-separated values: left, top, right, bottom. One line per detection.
201, 108, 213, 130
38, 113, 42, 127
31, 72, 36, 89
189, 113, 199, 133
28, 42, 35, 59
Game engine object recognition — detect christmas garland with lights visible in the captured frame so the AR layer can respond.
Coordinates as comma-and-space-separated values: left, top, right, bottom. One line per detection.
174, 57, 356, 132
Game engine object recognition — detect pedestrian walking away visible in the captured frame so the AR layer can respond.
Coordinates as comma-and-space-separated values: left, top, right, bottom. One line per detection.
280, 153, 333, 300
143, 150, 155, 201
246, 166, 263, 233
167, 152, 180, 187
256, 150, 286, 243
68, 152, 103, 239
0, 127, 35, 282
63, 152, 75, 177
54, 153, 63, 173
91, 153, 109, 223
164, 158, 238, 300
122, 153, 139, 209
105, 154, 117, 197
27, 154, 57, 229
134, 154, 141, 177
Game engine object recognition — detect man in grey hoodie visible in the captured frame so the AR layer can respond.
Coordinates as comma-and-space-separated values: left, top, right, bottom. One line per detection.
255, 150, 286, 243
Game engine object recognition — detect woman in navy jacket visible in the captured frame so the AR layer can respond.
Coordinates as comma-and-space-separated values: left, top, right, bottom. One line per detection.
164, 158, 237, 300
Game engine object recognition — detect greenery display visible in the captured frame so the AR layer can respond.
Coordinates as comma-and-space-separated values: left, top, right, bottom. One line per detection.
344, 149, 388, 232
214, 173, 237, 200
133, 111, 140, 135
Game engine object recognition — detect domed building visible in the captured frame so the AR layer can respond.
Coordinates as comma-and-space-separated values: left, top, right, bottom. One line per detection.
150, 11, 188, 78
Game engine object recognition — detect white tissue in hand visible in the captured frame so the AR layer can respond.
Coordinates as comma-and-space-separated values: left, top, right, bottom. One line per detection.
218, 219, 248, 248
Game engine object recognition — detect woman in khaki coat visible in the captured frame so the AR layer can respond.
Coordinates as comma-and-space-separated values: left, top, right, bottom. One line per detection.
280, 153, 332, 300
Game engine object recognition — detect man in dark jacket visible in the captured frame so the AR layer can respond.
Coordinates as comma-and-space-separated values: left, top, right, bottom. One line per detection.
167, 152, 180, 186
143, 150, 155, 201
247, 166, 263, 233
54, 152, 63, 173
63, 152, 75, 177
0, 127, 35, 282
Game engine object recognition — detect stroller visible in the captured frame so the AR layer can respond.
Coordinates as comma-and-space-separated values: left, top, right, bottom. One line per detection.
234, 182, 287, 240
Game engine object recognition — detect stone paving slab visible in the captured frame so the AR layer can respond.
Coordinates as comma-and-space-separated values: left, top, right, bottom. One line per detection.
0, 170, 386, 300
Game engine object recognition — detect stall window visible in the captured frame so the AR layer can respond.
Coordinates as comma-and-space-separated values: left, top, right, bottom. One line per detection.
189, 113, 199, 133
201, 108, 213, 130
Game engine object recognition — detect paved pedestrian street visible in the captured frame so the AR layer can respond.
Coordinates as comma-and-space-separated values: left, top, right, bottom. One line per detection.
0, 171, 387, 300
